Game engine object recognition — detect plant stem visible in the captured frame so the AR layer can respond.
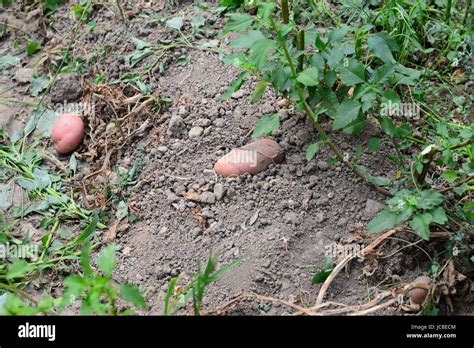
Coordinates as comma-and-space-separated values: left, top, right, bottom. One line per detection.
39, 219, 60, 263
281, 0, 289, 24
297, 29, 305, 71
445, 0, 452, 21
415, 146, 438, 186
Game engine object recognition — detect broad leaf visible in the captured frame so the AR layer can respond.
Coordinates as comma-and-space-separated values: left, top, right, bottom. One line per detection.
120, 284, 146, 309
166, 17, 184, 30
97, 244, 116, 277
252, 113, 279, 139
410, 213, 432, 240
367, 209, 402, 233
249, 39, 275, 69
297, 67, 319, 86
223, 13, 254, 34
368, 32, 397, 64
333, 100, 361, 130
230, 30, 265, 49
337, 60, 365, 85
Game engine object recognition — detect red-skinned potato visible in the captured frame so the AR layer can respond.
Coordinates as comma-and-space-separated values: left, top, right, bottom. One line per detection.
214, 138, 284, 177
51, 114, 84, 154
408, 276, 431, 305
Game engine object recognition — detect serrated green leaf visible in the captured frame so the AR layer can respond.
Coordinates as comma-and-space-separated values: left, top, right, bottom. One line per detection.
297, 67, 319, 86
367, 209, 402, 233
249, 39, 275, 70
442, 170, 458, 183
416, 190, 444, 210
223, 13, 254, 34
6, 260, 35, 279
367, 137, 381, 153
230, 30, 265, 49
97, 244, 116, 277
120, 284, 146, 309
410, 213, 432, 240
337, 60, 365, 85
431, 206, 447, 225
333, 100, 361, 130
368, 32, 396, 64
378, 116, 396, 139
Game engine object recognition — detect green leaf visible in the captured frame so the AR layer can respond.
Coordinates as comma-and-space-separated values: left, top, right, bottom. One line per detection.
191, 14, 206, 28
297, 67, 319, 86
6, 260, 35, 279
163, 277, 178, 315
306, 143, 321, 161
131, 37, 150, 50
25, 108, 55, 137
35, 109, 58, 137
416, 190, 444, 210
45, 0, 58, 11
87, 20, 96, 32
26, 41, 41, 56
252, 113, 279, 139
378, 117, 396, 139
97, 245, 116, 277
116, 201, 128, 221
367, 137, 381, 153
371, 64, 396, 84
368, 32, 396, 64
69, 154, 78, 175
326, 44, 345, 68
220, 71, 249, 100
120, 284, 146, 309
324, 71, 337, 88
249, 39, 275, 70
166, 17, 184, 30
312, 268, 332, 284
223, 13, 254, 34
30, 76, 49, 97
442, 170, 458, 183
333, 100, 361, 130
367, 210, 402, 233
70, 215, 98, 247
63, 275, 87, 302
0, 55, 20, 69
431, 206, 447, 225
410, 213, 432, 240
230, 30, 265, 49
250, 81, 268, 103
80, 242, 93, 278
337, 60, 365, 85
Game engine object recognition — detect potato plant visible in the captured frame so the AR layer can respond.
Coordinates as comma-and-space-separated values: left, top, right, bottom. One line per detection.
220, 0, 473, 244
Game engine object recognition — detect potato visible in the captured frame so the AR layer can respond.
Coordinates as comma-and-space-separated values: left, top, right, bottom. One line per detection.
214, 138, 284, 177
51, 114, 84, 154
408, 276, 431, 305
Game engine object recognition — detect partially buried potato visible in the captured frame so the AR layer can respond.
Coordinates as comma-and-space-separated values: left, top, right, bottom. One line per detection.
214, 138, 284, 177
51, 114, 84, 154
408, 276, 431, 305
